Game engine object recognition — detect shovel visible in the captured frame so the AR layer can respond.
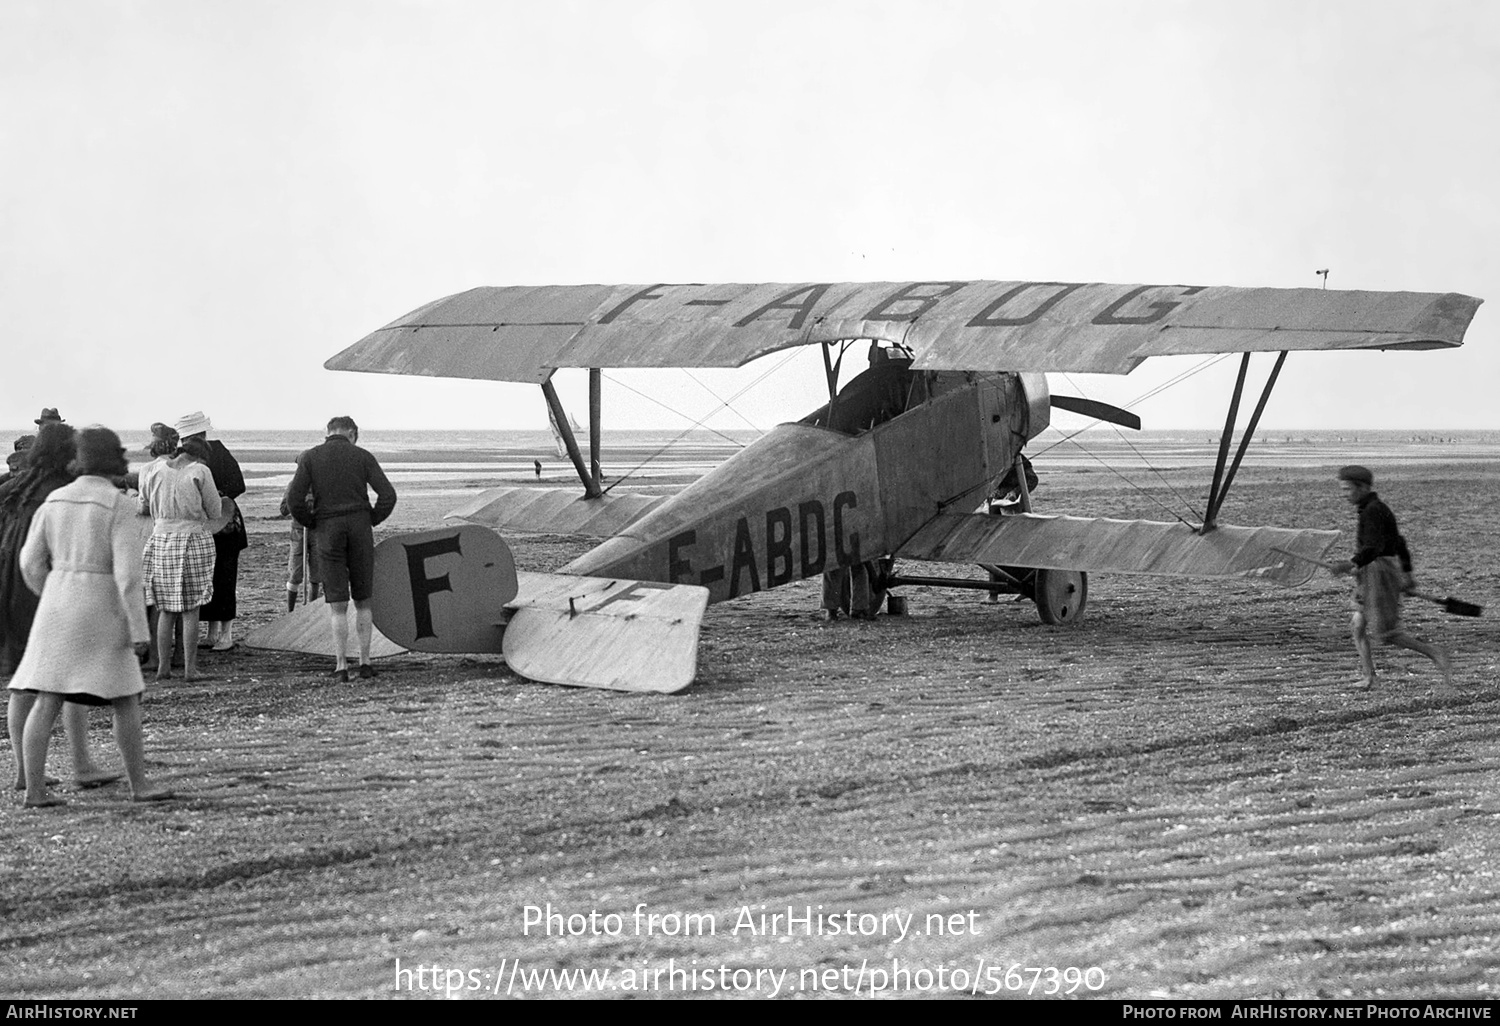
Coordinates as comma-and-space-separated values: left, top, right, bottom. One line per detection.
1269, 547, 1483, 618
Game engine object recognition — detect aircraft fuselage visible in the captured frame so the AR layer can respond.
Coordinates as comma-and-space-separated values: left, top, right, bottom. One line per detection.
564, 371, 1042, 603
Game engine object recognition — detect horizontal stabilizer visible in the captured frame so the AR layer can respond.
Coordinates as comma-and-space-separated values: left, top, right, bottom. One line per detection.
503, 571, 709, 693
243, 597, 407, 658
899, 512, 1340, 585
447, 486, 666, 537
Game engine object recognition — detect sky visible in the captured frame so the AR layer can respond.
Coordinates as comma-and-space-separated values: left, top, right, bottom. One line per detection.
2, 0, 1496, 437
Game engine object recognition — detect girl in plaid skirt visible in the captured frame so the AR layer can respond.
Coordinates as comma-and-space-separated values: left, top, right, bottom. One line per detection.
139, 436, 220, 681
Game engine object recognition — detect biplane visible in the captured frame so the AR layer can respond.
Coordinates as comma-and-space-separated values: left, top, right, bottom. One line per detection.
246, 281, 1481, 693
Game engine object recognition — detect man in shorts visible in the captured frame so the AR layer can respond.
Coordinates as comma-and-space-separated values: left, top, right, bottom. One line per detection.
1330, 465, 1452, 693
286, 417, 397, 681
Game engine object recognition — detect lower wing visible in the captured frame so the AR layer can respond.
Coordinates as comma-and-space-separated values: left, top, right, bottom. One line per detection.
447, 486, 665, 537
898, 512, 1340, 585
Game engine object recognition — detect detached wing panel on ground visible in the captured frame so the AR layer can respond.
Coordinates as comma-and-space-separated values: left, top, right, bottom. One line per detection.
899, 513, 1341, 586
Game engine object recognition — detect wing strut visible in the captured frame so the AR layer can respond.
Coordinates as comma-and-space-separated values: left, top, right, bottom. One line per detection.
541, 375, 602, 498
588, 368, 602, 492
1201, 350, 1288, 531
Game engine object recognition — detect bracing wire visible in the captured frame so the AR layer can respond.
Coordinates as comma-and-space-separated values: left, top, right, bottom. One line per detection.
1042, 434, 1198, 525
1059, 372, 1204, 520
1029, 353, 1235, 524
599, 375, 749, 449
1030, 353, 1228, 461
685, 371, 761, 433
599, 347, 807, 493
685, 343, 810, 433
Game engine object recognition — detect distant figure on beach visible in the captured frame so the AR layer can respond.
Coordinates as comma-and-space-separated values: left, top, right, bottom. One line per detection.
138, 435, 221, 682
9, 427, 173, 807
286, 416, 397, 682
2, 422, 119, 792
534, 459, 542, 479
1329, 465, 1453, 693
174, 411, 245, 652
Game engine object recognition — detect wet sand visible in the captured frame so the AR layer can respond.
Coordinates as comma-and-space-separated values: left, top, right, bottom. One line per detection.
1, 450, 1497, 999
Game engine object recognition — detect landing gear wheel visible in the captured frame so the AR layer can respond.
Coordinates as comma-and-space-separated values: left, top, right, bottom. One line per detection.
1034, 569, 1087, 625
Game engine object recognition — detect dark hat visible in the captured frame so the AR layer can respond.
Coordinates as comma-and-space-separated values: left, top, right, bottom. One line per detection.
34, 408, 62, 425
1337, 465, 1374, 485
12, 434, 34, 452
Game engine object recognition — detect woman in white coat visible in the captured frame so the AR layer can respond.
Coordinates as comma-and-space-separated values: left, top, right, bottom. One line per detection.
9, 427, 172, 807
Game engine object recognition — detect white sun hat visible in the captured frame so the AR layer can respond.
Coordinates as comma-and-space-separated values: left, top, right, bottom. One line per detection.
174, 411, 213, 438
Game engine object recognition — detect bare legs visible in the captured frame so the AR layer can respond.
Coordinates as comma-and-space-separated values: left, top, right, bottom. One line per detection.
329, 600, 350, 673
154, 608, 202, 681
65, 704, 118, 785
354, 600, 374, 668
9, 690, 37, 791
111, 696, 170, 800
19, 693, 168, 806
1350, 611, 1376, 688
1351, 611, 1454, 692
328, 599, 375, 678
1390, 631, 1454, 693
9, 693, 114, 791
20, 692, 65, 806
144, 605, 160, 672
143, 608, 183, 674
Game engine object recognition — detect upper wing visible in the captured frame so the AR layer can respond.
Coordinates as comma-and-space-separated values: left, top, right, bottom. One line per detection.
326, 282, 1481, 382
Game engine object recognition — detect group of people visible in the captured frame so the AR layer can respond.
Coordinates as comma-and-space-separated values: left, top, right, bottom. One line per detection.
1, 413, 175, 807
2, 408, 397, 808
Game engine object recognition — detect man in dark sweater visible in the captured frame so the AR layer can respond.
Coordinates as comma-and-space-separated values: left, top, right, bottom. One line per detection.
1330, 465, 1452, 693
287, 416, 397, 681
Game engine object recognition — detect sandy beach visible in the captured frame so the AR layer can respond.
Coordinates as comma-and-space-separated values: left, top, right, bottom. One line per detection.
2, 439, 1497, 999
